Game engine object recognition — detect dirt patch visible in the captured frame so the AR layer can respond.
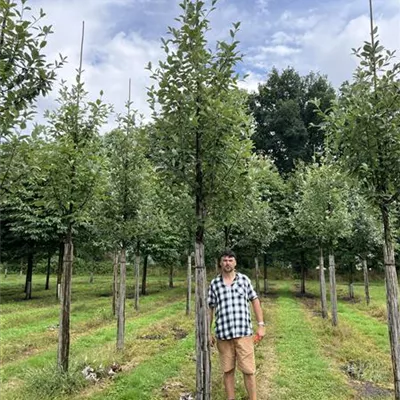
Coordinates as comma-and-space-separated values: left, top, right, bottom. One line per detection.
340, 295, 362, 303
161, 380, 193, 399
295, 292, 318, 299
172, 327, 188, 340
350, 381, 394, 399
301, 296, 319, 309
262, 291, 279, 299
139, 334, 166, 340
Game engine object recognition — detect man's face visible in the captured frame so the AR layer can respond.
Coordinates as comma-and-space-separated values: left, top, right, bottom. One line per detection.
220, 256, 236, 273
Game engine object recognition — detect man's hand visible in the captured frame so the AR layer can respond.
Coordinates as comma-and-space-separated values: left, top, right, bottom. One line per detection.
254, 326, 266, 343
209, 334, 216, 347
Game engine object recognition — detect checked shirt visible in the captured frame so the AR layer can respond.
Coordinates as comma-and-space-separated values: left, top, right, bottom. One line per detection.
208, 272, 258, 340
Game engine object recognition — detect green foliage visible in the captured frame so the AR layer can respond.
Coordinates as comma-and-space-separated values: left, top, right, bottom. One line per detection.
41, 75, 110, 232
249, 67, 335, 175
293, 162, 352, 246
0, 0, 65, 135
314, 28, 400, 207
101, 100, 159, 250
0, 131, 63, 261
148, 0, 254, 219
233, 155, 285, 252
347, 188, 382, 258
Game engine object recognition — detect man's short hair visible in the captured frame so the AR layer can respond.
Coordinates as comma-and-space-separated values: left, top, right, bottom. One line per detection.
220, 249, 236, 260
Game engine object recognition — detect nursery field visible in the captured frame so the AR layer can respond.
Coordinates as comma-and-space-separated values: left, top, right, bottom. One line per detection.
0, 274, 395, 400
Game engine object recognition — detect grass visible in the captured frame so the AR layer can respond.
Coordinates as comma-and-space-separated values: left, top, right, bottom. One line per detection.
0, 273, 397, 400
269, 282, 353, 400
296, 287, 393, 389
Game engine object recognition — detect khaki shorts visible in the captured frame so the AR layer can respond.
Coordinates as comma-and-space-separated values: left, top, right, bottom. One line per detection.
216, 336, 256, 375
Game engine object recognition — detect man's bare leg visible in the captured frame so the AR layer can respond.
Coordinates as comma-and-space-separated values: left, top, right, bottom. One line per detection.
243, 373, 257, 400
223, 369, 235, 399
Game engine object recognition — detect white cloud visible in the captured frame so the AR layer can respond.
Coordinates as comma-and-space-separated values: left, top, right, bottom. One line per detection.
238, 71, 264, 93
26, 0, 400, 132
278, 10, 321, 30
31, 0, 166, 130
271, 31, 297, 45
243, 0, 400, 87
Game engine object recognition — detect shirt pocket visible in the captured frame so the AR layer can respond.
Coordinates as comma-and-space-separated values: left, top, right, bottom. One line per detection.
234, 285, 247, 299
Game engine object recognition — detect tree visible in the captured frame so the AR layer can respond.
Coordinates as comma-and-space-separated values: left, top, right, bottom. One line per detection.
345, 189, 381, 304
293, 162, 352, 325
249, 67, 335, 175
102, 85, 155, 348
233, 155, 282, 293
0, 130, 62, 299
1, 0, 65, 195
0, 0, 65, 133
315, 16, 400, 394
148, 1, 253, 397
41, 23, 109, 371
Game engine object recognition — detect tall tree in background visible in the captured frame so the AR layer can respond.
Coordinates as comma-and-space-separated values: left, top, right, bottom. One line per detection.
293, 162, 352, 324
148, 1, 253, 397
249, 68, 335, 175
315, 16, 400, 395
0, 131, 61, 298
103, 84, 156, 348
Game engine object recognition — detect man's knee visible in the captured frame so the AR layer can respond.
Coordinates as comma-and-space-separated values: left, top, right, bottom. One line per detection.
224, 368, 235, 376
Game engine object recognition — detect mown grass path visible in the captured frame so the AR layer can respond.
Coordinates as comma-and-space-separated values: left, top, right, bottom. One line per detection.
295, 281, 394, 397
269, 282, 353, 400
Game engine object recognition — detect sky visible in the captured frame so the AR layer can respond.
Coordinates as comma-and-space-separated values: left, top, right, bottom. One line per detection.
30, 0, 400, 126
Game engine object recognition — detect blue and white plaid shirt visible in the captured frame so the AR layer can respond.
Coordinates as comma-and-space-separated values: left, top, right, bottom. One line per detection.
208, 272, 258, 340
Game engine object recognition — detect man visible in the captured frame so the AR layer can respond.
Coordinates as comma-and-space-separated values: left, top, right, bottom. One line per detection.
208, 250, 265, 400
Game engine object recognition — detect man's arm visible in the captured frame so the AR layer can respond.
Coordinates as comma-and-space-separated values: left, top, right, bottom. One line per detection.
208, 307, 215, 346
251, 298, 266, 339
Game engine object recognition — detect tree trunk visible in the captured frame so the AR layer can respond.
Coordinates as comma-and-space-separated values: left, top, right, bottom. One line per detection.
195, 105, 210, 400
56, 241, 64, 300
89, 272, 94, 284
25, 251, 33, 300
381, 205, 400, 398
300, 251, 306, 295
319, 246, 328, 319
45, 251, 51, 290
362, 257, 370, 306
254, 256, 260, 294
117, 247, 126, 350
224, 225, 230, 248
169, 264, 174, 288
57, 235, 73, 371
348, 263, 354, 300
195, 238, 211, 400
112, 251, 119, 316
4, 268, 7, 278
328, 247, 338, 327
186, 253, 192, 316
141, 254, 148, 296
263, 253, 268, 295
214, 258, 218, 275
134, 242, 140, 311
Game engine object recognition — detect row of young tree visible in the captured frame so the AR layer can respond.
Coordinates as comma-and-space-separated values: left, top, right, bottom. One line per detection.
1, 0, 399, 398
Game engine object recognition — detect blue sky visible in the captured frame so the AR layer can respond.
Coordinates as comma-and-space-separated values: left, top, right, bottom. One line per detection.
31, 0, 400, 125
